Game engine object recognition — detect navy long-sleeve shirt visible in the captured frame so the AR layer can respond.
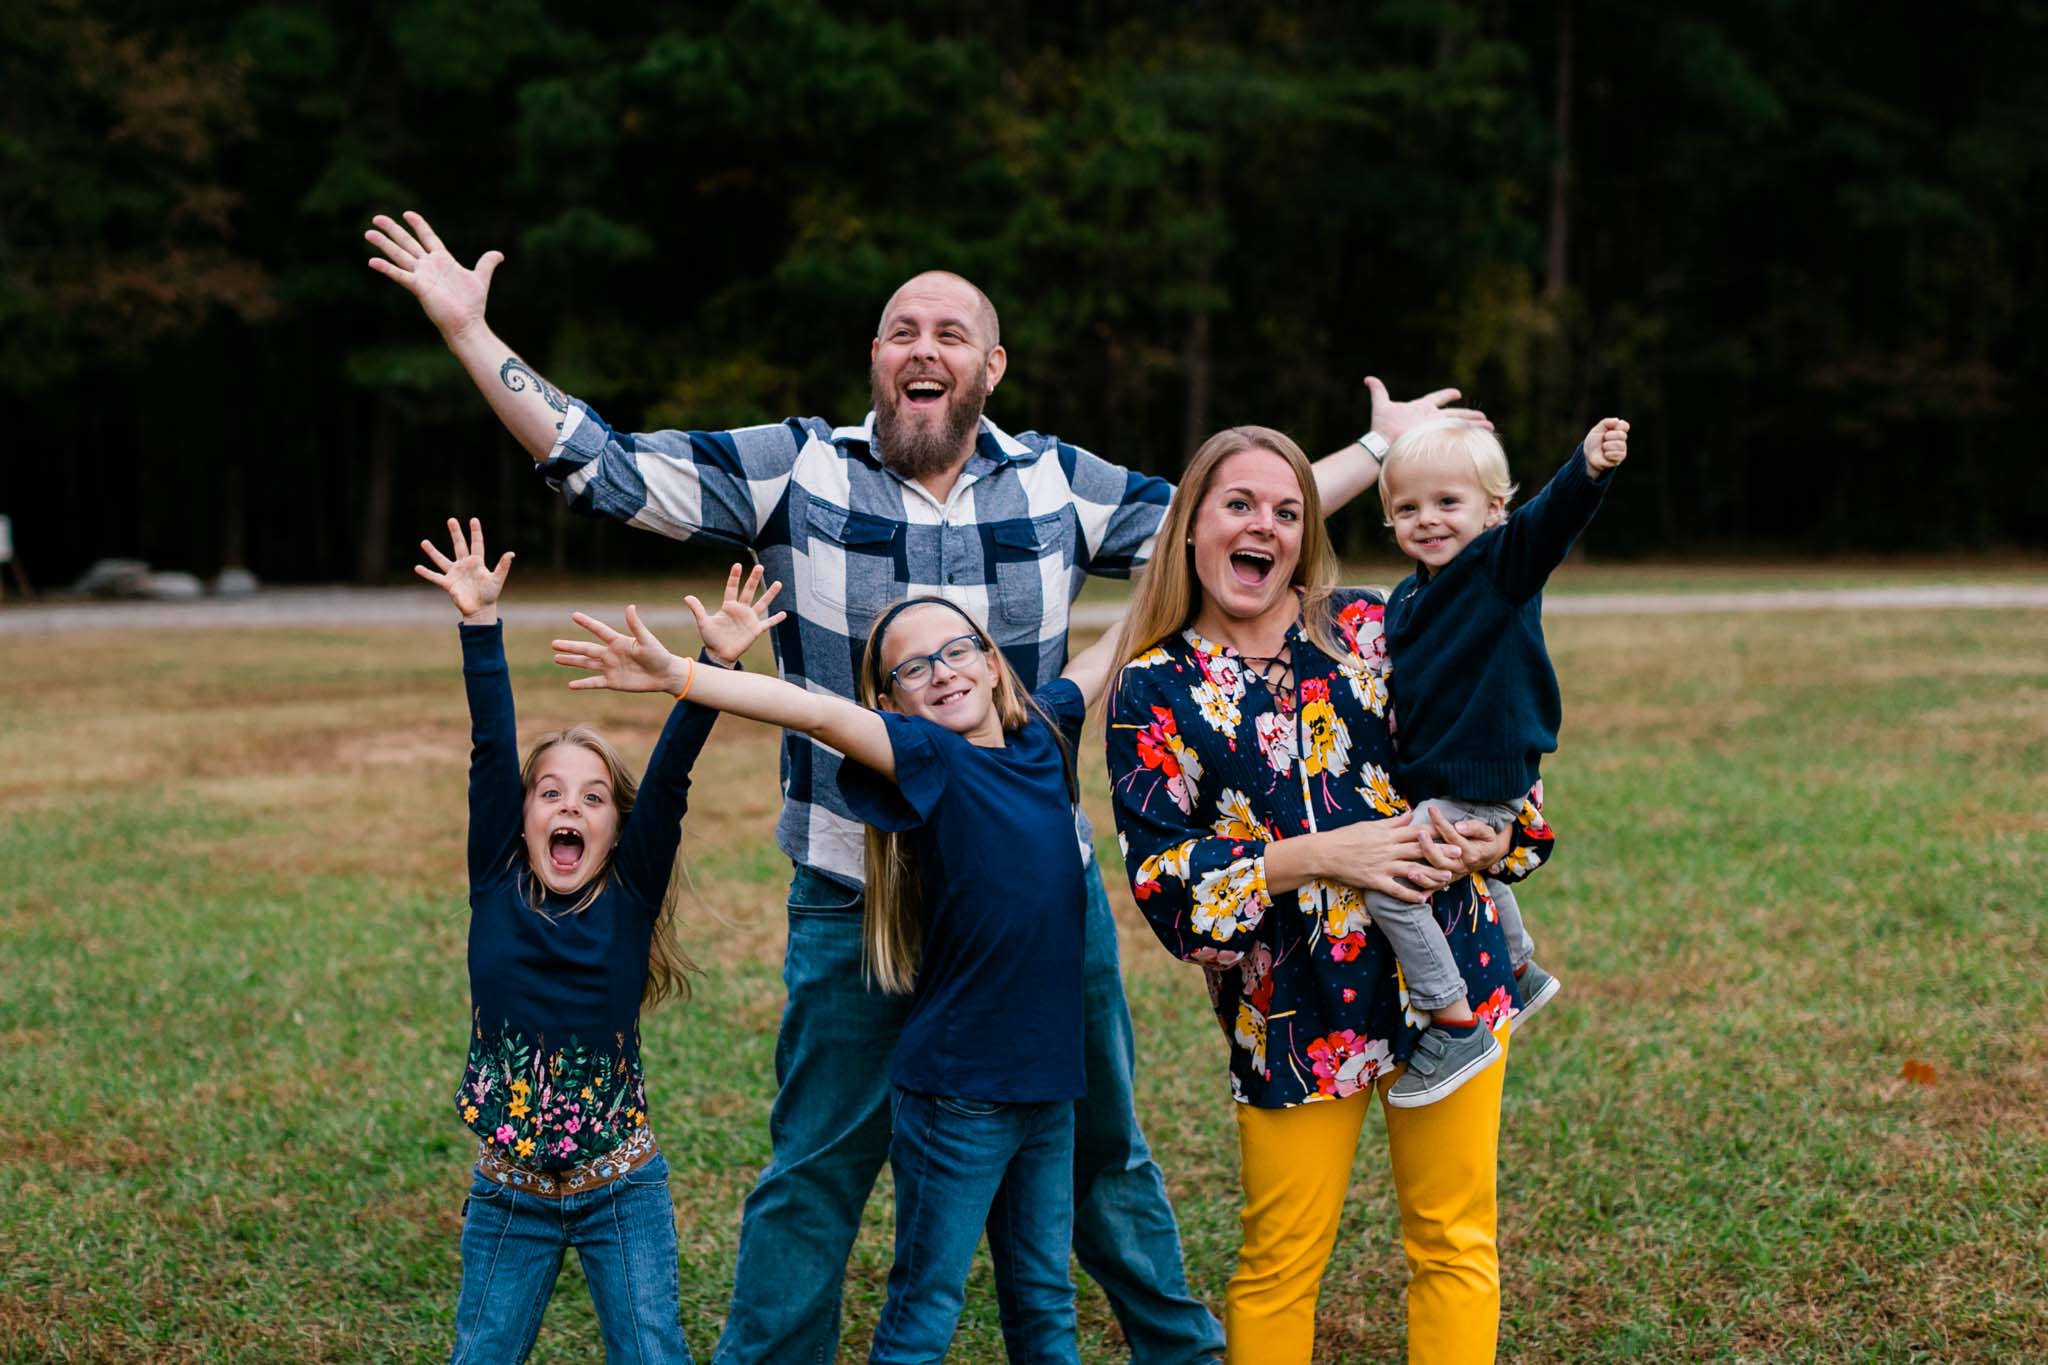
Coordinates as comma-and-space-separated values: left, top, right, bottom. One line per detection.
1384, 447, 1612, 803
454, 621, 717, 1169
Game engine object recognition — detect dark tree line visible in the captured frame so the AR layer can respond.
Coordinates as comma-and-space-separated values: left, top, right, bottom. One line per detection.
7, 0, 2045, 586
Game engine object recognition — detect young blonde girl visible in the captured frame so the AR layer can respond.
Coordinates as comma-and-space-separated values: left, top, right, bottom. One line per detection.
415, 519, 781, 1365
554, 584, 1128, 1365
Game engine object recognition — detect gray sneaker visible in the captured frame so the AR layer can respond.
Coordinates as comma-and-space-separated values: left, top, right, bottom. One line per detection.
1510, 961, 1561, 1033
1386, 1023, 1502, 1108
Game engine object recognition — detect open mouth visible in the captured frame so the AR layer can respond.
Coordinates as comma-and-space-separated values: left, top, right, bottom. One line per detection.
928, 686, 971, 710
902, 376, 948, 409
1229, 549, 1275, 586
547, 827, 586, 874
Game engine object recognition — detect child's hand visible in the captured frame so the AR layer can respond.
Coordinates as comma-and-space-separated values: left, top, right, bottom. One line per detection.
414, 517, 513, 624
1584, 418, 1630, 475
687, 564, 788, 667
553, 606, 687, 695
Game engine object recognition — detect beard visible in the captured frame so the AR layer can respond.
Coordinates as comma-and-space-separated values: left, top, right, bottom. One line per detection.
871, 363, 989, 479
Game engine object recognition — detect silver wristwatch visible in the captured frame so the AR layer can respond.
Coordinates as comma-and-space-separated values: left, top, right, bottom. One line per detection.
1355, 429, 1390, 460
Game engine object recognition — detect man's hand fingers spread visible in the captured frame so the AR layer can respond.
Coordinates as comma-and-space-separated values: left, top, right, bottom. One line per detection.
405, 210, 446, 254
366, 258, 422, 294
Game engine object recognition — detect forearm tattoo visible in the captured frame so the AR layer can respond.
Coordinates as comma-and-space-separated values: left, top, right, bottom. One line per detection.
499, 357, 569, 419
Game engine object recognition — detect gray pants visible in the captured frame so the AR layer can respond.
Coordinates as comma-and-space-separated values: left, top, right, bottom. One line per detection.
1365, 796, 1535, 1012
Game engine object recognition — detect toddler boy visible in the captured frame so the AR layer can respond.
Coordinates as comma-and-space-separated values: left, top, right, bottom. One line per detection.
1372, 416, 1630, 1107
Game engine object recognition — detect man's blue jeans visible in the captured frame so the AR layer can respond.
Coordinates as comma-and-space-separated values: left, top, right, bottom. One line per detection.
449, 1153, 693, 1364
869, 1089, 1078, 1365
714, 862, 1222, 1364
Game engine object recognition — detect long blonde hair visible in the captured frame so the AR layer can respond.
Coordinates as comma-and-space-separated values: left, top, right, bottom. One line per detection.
518, 725, 698, 1008
1115, 425, 1346, 674
855, 598, 1056, 994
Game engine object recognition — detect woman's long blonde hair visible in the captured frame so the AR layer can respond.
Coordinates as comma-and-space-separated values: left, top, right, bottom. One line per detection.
1114, 425, 1346, 675
518, 725, 698, 1008
855, 598, 1057, 994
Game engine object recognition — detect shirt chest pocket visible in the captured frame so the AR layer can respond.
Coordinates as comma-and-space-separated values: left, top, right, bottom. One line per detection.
986, 511, 1071, 637
806, 505, 904, 634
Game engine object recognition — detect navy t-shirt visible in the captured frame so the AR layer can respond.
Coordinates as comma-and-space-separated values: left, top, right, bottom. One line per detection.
840, 680, 1089, 1104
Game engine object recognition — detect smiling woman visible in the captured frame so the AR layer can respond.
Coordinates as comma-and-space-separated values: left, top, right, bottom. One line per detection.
1105, 426, 1552, 1363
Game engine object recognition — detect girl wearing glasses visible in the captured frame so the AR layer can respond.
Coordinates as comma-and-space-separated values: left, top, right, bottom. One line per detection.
554, 580, 1130, 1364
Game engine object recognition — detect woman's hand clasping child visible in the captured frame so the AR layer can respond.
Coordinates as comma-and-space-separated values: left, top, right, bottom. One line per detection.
415, 517, 514, 624
554, 564, 786, 695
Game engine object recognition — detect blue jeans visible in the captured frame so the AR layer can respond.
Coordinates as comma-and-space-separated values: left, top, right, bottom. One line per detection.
449, 1152, 693, 1364
715, 862, 1222, 1364
869, 1089, 1079, 1365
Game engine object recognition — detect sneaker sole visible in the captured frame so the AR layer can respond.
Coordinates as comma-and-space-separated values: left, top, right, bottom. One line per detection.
1509, 972, 1562, 1034
1384, 1035, 1503, 1109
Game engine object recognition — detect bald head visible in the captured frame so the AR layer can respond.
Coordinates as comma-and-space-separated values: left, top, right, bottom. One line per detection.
877, 271, 1001, 351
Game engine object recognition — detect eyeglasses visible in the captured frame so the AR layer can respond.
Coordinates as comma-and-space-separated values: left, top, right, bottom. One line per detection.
884, 634, 987, 691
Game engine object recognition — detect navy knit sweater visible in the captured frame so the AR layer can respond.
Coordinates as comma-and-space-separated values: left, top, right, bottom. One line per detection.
1384, 446, 1612, 803
454, 621, 717, 1169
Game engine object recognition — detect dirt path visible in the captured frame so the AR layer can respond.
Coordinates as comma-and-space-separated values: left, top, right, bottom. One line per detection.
1, 582, 2043, 634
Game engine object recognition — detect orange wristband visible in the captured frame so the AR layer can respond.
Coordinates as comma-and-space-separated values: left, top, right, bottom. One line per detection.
674, 657, 696, 702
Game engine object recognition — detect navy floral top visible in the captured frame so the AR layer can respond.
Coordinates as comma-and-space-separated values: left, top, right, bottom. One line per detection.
1106, 590, 1558, 1108
458, 622, 717, 1169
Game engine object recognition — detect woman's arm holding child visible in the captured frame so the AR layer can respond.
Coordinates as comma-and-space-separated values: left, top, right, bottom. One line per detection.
552, 578, 899, 781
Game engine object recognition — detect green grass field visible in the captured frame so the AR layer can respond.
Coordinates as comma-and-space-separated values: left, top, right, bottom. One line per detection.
2, 581, 2044, 1362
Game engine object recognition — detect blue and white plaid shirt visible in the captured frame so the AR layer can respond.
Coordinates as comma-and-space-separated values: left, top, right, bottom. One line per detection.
540, 400, 1173, 886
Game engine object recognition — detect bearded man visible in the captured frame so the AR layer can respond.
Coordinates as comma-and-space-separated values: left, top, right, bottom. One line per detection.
368, 209, 1488, 1365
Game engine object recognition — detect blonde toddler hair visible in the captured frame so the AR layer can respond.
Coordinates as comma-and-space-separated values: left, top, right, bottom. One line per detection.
1376, 419, 1519, 524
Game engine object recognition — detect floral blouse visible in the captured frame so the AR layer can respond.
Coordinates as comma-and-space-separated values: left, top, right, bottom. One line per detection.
1106, 590, 1558, 1108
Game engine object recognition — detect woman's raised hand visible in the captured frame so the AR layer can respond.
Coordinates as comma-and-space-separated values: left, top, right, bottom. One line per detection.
554, 606, 684, 695
687, 564, 788, 667
414, 517, 514, 624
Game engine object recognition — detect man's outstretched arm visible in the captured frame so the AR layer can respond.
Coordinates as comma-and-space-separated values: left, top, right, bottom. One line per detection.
1308, 375, 1495, 515
365, 210, 566, 461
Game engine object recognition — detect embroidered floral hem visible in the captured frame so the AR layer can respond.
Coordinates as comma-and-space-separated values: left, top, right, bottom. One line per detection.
456, 1014, 650, 1170
475, 1123, 659, 1198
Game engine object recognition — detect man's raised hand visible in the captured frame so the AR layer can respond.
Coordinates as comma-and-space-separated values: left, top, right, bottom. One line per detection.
366, 210, 502, 342
1584, 417, 1630, 474
688, 564, 788, 668
414, 517, 514, 624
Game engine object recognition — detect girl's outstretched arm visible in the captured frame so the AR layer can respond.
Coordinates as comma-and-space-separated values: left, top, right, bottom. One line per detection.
414, 517, 524, 884
1059, 604, 1131, 708
552, 599, 898, 781
414, 516, 514, 625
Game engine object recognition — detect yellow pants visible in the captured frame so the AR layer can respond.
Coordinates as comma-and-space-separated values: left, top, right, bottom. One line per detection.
1226, 1028, 1508, 1365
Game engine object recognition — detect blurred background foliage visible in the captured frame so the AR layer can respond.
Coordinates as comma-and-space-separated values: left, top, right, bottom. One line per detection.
6, 0, 2046, 582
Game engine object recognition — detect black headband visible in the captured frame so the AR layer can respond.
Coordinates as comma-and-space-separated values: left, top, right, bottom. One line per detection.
868, 597, 989, 690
